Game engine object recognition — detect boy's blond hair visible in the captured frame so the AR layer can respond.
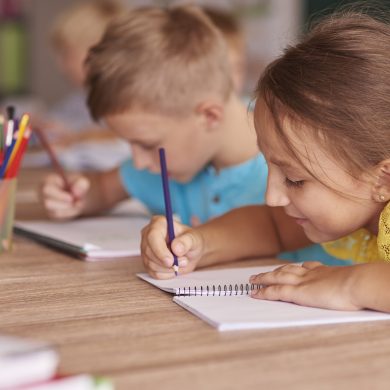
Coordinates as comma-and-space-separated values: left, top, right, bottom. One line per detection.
86, 5, 233, 120
51, 0, 125, 51
203, 7, 245, 57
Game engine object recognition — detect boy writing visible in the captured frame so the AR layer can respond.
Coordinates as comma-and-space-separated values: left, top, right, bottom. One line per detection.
41, 5, 342, 265
41, 5, 264, 225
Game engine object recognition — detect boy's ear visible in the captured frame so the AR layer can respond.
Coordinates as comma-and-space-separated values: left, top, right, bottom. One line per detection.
195, 100, 224, 131
372, 160, 390, 202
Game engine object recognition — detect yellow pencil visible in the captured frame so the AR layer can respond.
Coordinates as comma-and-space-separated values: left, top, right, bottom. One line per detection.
7, 113, 29, 169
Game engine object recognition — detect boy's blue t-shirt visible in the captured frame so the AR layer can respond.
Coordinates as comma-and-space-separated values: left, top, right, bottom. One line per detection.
119, 155, 351, 266
120, 154, 268, 225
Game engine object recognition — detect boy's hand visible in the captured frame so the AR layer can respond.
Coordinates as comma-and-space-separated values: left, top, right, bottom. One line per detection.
249, 262, 361, 311
40, 173, 90, 220
141, 215, 205, 279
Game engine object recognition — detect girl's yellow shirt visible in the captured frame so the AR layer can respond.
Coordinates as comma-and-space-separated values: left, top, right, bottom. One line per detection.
322, 202, 390, 263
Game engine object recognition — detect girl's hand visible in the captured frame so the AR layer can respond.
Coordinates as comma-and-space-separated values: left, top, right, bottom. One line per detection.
40, 173, 90, 220
249, 262, 361, 311
141, 216, 205, 279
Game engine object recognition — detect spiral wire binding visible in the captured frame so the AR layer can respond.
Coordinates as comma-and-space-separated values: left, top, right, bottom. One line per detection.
177, 283, 261, 296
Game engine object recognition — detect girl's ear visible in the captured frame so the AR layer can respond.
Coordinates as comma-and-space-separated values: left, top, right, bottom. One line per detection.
372, 160, 390, 202
195, 100, 224, 131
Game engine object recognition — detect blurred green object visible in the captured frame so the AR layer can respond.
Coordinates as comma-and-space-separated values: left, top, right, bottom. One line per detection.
94, 376, 115, 390
0, 20, 27, 95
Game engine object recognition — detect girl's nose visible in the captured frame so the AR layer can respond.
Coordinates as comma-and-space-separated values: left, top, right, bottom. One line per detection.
265, 173, 290, 207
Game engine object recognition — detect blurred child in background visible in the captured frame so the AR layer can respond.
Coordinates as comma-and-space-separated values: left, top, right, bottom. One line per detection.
31, 0, 130, 171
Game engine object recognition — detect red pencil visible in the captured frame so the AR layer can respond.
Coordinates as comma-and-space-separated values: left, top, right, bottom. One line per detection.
5, 128, 31, 179
33, 127, 75, 197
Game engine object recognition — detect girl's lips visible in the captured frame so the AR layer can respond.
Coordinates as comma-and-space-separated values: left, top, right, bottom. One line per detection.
294, 217, 307, 225
286, 212, 307, 225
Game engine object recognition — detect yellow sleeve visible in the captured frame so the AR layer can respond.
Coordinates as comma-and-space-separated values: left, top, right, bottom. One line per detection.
322, 229, 379, 263
377, 202, 390, 262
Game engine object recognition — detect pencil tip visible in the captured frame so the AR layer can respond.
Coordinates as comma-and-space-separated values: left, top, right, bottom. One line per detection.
6, 106, 15, 120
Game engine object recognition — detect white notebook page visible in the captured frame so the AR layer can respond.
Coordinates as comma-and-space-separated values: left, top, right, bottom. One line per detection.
137, 265, 277, 295
174, 294, 390, 331
138, 265, 390, 331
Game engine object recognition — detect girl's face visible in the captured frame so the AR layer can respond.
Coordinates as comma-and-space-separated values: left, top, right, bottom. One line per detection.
256, 99, 383, 243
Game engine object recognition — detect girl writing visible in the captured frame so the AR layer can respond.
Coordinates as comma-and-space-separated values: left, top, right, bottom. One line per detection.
141, 11, 390, 313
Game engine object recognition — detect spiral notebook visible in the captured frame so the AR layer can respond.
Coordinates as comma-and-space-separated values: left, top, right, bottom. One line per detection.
138, 265, 390, 331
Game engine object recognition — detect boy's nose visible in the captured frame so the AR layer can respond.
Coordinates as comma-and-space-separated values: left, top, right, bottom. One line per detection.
132, 147, 154, 171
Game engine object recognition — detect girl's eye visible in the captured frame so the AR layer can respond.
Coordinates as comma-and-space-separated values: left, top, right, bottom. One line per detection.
284, 177, 305, 188
141, 144, 158, 151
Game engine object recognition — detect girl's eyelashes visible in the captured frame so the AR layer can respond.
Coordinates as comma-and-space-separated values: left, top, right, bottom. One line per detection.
130, 141, 158, 151
136, 142, 158, 151
142, 144, 158, 151
284, 177, 305, 188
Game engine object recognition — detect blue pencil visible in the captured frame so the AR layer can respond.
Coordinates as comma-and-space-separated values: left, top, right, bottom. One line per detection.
159, 148, 179, 276
0, 119, 18, 178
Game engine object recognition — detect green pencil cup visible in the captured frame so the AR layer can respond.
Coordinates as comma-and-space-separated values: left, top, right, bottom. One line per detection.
0, 178, 17, 253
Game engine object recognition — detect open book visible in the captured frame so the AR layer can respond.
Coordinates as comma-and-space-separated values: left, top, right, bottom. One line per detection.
138, 265, 390, 331
14, 215, 149, 261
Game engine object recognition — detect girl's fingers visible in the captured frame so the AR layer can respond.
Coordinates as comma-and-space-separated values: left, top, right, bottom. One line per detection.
171, 230, 202, 257
142, 221, 174, 267
146, 258, 171, 273
142, 236, 171, 267
147, 269, 176, 280
141, 216, 198, 279
143, 238, 189, 272
302, 261, 323, 270
277, 263, 307, 275
251, 284, 297, 302
141, 216, 194, 267
143, 241, 187, 271
146, 256, 189, 273
249, 267, 304, 286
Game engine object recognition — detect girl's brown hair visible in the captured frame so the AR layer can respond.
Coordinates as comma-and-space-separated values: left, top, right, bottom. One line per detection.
255, 11, 390, 179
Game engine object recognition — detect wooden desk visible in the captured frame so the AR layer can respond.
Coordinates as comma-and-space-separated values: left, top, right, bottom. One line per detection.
2, 169, 390, 389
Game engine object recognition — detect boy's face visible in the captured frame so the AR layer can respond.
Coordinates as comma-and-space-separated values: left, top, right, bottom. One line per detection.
227, 45, 245, 94
105, 109, 220, 183
256, 99, 382, 243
